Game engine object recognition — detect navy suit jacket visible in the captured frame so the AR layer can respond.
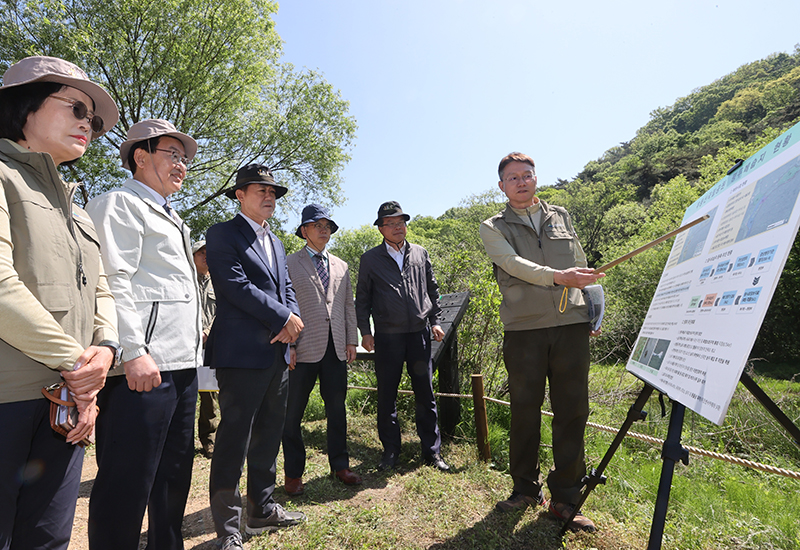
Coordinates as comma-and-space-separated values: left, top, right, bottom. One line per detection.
205, 214, 300, 369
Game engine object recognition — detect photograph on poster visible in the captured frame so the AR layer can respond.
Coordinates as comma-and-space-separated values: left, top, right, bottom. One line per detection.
626, 121, 800, 425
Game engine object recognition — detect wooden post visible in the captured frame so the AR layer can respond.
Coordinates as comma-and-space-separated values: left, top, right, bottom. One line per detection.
471, 374, 491, 462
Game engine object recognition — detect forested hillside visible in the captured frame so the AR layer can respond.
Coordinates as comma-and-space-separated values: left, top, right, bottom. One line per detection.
324, 45, 800, 387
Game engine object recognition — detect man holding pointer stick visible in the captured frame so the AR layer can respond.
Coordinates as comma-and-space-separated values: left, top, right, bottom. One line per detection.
480, 152, 604, 531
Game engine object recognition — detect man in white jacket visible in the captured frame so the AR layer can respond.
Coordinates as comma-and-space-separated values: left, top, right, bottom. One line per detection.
85, 119, 203, 550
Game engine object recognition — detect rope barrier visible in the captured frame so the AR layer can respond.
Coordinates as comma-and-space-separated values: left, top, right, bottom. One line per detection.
346, 383, 800, 480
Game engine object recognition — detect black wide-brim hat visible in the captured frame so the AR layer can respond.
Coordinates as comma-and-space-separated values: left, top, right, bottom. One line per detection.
225, 163, 288, 200
295, 203, 339, 237
374, 200, 410, 225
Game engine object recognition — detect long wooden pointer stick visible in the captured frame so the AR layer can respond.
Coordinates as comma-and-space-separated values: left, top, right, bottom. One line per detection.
593, 214, 710, 273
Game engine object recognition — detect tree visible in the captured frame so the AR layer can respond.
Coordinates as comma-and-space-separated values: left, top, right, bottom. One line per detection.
1, 0, 357, 236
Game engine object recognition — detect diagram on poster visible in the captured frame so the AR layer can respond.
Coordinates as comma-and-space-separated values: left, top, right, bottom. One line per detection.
626, 122, 800, 425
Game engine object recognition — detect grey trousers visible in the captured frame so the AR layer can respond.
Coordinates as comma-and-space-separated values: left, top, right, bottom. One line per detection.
209, 353, 289, 537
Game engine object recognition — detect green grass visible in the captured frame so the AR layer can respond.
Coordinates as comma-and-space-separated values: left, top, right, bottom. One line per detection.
232, 360, 800, 549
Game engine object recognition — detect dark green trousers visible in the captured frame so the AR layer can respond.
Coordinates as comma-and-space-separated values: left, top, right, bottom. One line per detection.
503, 323, 590, 505
198, 391, 219, 446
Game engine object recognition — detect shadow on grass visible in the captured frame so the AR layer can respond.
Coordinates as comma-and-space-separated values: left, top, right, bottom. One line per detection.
428, 507, 569, 550
183, 506, 218, 550
78, 477, 94, 498
284, 427, 465, 506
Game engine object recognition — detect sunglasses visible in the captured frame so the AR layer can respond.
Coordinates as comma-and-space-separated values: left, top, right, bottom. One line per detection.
50, 95, 104, 133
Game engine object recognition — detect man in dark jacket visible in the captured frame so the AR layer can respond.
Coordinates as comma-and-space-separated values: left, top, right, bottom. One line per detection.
356, 201, 450, 472
205, 164, 306, 550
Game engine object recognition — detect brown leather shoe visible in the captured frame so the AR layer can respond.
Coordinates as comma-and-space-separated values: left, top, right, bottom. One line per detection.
549, 500, 597, 532
496, 490, 545, 512
200, 440, 214, 459
333, 468, 363, 485
284, 476, 304, 496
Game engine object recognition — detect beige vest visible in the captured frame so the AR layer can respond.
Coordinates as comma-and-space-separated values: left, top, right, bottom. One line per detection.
0, 140, 105, 402
488, 201, 589, 331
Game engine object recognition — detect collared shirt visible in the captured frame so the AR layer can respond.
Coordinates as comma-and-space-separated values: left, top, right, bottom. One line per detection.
235, 212, 290, 329
129, 178, 180, 222
384, 240, 406, 270
510, 200, 543, 234
238, 212, 275, 270
129, 178, 169, 207
305, 245, 329, 271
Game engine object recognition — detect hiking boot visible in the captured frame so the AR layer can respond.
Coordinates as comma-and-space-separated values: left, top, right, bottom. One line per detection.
201, 440, 214, 459
495, 490, 545, 512
549, 500, 597, 532
245, 504, 306, 535
217, 532, 243, 550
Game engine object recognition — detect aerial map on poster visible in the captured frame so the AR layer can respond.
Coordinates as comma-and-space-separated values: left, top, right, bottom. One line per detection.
626, 122, 800, 425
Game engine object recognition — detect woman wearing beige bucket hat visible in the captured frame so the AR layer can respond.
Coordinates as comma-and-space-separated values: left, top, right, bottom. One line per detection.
0, 56, 120, 549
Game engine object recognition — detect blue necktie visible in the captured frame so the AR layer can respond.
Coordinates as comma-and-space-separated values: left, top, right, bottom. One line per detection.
315, 253, 329, 292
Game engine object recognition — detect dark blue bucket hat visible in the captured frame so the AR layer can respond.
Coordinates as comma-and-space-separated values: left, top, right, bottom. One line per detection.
296, 203, 339, 237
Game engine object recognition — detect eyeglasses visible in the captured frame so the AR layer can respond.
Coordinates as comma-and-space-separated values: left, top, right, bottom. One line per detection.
382, 220, 406, 229
154, 148, 191, 168
503, 172, 535, 185
50, 95, 104, 133
308, 222, 333, 232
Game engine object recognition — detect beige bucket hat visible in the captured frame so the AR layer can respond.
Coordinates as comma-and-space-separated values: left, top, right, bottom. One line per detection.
119, 119, 198, 170
0, 56, 119, 138
191, 240, 206, 254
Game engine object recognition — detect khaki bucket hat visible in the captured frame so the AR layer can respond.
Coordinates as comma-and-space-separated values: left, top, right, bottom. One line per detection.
119, 119, 198, 170
0, 56, 119, 138
191, 240, 207, 254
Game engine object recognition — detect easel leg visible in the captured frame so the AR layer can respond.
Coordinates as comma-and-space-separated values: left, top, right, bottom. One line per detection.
740, 372, 800, 449
558, 383, 654, 536
647, 400, 689, 550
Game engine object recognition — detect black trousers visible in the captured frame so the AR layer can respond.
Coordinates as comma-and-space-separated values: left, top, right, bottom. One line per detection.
0, 399, 84, 550
374, 328, 441, 458
282, 334, 349, 478
209, 353, 289, 538
503, 323, 590, 505
88, 369, 198, 550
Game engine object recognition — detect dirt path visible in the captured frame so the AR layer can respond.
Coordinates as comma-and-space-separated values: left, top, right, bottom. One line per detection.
68, 449, 219, 550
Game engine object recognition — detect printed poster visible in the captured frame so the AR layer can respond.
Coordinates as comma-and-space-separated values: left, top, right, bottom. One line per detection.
626, 122, 800, 424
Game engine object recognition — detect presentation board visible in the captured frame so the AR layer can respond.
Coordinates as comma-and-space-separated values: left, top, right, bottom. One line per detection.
626, 121, 800, 425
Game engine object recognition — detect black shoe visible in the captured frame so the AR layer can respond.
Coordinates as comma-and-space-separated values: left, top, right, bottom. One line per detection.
423, 453, 451, 472
245, 504, 306, 535
377, 452, 398, 471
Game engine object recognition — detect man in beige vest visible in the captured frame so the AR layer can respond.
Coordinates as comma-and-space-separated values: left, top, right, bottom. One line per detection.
283, 204, 361, 495
480, 152, 604, 532
193, 240, 219, 458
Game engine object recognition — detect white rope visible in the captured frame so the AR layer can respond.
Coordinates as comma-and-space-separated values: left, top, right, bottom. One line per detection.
346, 384, 800, 480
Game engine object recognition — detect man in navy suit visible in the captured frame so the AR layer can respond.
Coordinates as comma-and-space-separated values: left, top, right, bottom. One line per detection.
205, 164, 306, 550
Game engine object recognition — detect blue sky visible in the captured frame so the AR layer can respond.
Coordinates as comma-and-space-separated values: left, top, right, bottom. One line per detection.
273, 0, 800, 231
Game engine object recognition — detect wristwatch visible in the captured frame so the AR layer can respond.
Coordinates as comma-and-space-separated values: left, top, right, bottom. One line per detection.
97, 339, 123, 368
